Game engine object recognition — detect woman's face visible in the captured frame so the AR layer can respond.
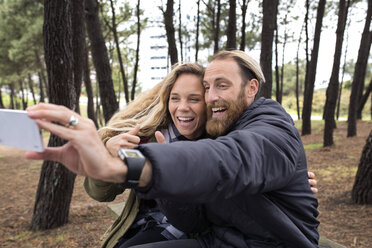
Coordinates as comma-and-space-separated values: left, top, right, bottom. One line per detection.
168, 73, 206, 140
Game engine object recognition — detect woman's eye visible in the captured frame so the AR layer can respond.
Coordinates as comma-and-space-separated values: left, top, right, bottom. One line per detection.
170, 97, 179, 101
190, 98, 200, 102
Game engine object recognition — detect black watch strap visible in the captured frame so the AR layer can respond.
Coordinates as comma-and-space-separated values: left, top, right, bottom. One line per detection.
118, 148, 146, 188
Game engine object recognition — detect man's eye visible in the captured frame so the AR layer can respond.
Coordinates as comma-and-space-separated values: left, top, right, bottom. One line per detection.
218, 84, 227, 89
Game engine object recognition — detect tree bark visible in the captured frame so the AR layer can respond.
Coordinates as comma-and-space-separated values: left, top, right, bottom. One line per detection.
85, 0, 118, 122
275, 28, 280, 103
38, 71, 45, 103
109, 0, 129, 103
131, 0, 141, 101
31, 0, 76, 230
301, 0, 326, 135
27, 74, 37, 105
72, 0, 85, 114
239, 0, 248, 51
178, 0, 183, 62
323, 0, 349, 147
259, 0, 279, 99
352, 130, 372, 204
0, 85, 4, 108
357, 78, 372, 118
164, 0, 178, 66
195, 0, 201, 61
226, 0, 236, 50
214, 0, 221, 54
347, 0, 372, 136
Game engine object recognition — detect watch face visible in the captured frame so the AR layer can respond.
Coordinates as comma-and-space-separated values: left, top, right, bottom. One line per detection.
119, 148, 144, 159
125, 150, 141, 158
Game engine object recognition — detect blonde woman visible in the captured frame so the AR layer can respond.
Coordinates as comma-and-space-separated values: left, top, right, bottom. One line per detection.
84, 63, 209, 248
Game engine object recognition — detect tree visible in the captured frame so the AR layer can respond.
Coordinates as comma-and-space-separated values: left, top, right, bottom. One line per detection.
72, 0, 85, 113
131, 0, 141, 101
226, 0, 237, 50
195, 0, 201, 61
352, 130, 372, 204
163, 0, 178, 65
259, 0, 279, 98
31, 0, 76, 230
85, 0, 118, 123
214, 0, 222, 53
357, 78, 372, 118
347, 0, 372, 137
301, 0, 326, 135
178, 0, 183, 62
239, 0, 249, 51
323, 0, 350, 147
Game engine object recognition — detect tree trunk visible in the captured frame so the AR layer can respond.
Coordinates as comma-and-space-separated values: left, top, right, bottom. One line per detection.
85, 0, 118, 122
323, 0, 349, 147
72, 0, 85, 114
31, 0, 76, 231
259, 0, 278, 99
28, 74, 37, 105
9, 83, 15, 109
301, 0, 326, 135
195, 0, 201, 61
214, 0, 221, 54
38, 71, 45, 103
347, 0, 372, 136
131, 0, 141, 101
296, 23, 304, 121
226, 0, 236, 50
109, 0, 129, 103
164, 0, 178, 66
83, 44, 98, 128
35, 49, 48, 99
239, 0, 248, 51
18, 79, 27, 110
357, 78, 372, 118
0, 86, 4, 108
352, 130, 372, 204
178, 0, 183, 62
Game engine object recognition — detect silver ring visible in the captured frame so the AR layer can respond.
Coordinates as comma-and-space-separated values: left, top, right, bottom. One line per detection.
66, 115, 79, 128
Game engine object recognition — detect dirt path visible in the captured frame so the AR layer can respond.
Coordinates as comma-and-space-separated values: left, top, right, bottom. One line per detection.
0, 120, 371, 247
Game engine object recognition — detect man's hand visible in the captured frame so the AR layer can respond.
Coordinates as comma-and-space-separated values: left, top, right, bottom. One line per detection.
308, 171, 318, 194
24, 103, 127, 183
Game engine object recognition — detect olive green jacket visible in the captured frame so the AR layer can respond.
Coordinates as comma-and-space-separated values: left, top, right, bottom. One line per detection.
84, 178, 140, 248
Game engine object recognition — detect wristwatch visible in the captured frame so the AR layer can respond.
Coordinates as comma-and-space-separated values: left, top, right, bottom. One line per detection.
118, 148, 146, 188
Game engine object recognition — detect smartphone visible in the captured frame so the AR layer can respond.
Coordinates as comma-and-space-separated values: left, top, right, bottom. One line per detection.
0, 109, 44, 152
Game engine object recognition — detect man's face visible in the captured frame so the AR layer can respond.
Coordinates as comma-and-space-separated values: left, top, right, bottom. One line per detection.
203, 58, 249, 137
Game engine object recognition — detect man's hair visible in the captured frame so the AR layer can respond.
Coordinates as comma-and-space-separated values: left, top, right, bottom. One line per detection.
99, 63, 205, 141
211, 50, 265, 91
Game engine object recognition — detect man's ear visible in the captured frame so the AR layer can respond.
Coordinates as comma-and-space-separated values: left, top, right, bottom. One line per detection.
245, 79, 259, 98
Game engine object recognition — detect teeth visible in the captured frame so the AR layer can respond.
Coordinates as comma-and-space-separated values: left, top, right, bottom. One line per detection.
212, 107, 226, 112
178, 117, 193, 121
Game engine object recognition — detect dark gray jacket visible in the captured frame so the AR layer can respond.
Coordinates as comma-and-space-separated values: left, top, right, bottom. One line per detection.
136, 98, 319, 247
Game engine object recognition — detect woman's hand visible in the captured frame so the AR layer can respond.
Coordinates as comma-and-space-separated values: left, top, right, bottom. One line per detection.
308, 171, 318, 194
24, 103, 127, 183
106, 124, 141, 157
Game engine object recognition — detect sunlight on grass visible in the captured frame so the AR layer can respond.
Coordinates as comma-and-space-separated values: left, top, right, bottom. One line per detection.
0, 154, 5, 158
316, 165, 357, 182
56, 233, 66, 242
304, 143, 322, 150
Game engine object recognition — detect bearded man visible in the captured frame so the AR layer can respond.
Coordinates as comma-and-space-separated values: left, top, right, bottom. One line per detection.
26, 50, 319, 248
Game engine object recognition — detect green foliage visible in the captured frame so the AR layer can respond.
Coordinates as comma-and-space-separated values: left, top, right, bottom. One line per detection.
304, 143, 323, 150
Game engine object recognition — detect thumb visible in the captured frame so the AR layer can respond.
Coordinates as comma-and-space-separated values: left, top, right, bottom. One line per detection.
155, 131, 166, 144
128, 124, 141, 135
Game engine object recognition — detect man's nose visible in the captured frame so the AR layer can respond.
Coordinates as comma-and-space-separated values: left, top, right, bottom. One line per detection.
206, 88, 219, 103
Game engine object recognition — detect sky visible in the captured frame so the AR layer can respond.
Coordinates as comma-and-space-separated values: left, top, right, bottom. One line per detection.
127, 0, 369, 91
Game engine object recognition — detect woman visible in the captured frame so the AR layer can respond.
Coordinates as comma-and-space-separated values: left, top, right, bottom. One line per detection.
84, 63, 209, 248
84, 62, 318, 248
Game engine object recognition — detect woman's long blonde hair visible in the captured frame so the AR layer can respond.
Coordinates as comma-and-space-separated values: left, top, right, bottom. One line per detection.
99, 62, 205, 141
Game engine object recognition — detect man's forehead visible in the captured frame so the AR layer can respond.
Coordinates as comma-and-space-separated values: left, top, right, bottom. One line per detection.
204, 58, 239, 80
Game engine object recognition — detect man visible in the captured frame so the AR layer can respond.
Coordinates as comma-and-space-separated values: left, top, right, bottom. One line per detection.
26, 50, 319, 247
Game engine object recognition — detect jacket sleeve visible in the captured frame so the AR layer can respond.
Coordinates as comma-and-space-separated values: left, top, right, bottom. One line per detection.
136, 124, 301, 203
157, 199, 209, 234
84, 177, 124, 202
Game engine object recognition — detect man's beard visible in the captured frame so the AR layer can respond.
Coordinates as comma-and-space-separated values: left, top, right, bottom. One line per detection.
206, 89, 248, 137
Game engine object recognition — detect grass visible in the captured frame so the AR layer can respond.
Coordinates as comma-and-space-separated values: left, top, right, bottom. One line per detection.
304, 143, 323, 150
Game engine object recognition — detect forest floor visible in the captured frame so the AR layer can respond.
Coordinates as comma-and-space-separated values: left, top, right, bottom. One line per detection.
0, 120, 371, 248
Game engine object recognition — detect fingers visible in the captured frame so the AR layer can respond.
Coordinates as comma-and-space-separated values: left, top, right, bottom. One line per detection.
24, 147, 61, 162
155, 131, 166, 144
128, 124, 141, 136
308, 171, 316, 179
310, 185, 318, 194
